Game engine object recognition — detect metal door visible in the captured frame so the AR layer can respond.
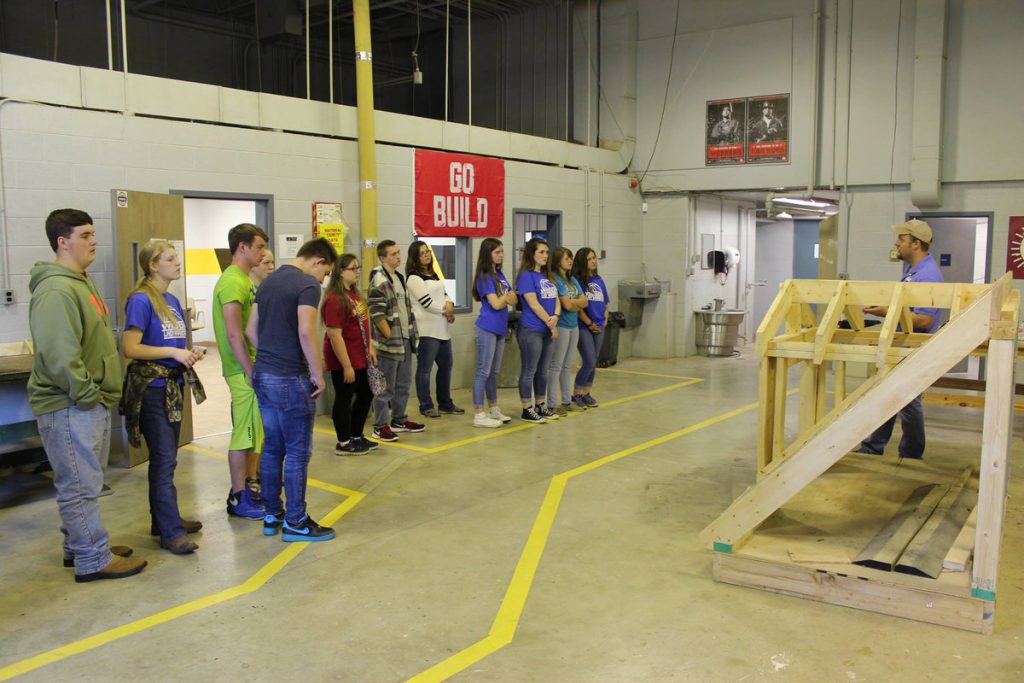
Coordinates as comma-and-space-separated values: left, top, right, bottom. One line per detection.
110, 190, 193, 468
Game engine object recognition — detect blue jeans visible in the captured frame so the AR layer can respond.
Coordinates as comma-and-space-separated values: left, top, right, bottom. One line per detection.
547, 326, 579, 405
415, 337, 455, 412
140, 385, 185, 541
253, 373, 316, 524
36, 403, 114, 575
575, 327, 605, 389
517, 325, 552, 403
860, 395, 926, 458
373, 339, 412, 428
473, 327, 506, 407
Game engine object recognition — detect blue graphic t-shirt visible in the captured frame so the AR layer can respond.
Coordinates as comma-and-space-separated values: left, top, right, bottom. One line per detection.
124, 291, 188, 387
475, 271, 512, 336
555, 275, 584, 329
516, 270, 558, 332
579, 275, 610, 329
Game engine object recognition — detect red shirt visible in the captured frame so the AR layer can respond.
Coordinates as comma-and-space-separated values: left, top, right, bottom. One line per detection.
322, 290, 370, 371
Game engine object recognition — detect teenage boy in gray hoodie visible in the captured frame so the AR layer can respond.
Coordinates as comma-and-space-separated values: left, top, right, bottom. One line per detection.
28, 209, 148, 582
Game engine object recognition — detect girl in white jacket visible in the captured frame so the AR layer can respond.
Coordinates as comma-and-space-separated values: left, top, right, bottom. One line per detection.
406, 241, 465, 417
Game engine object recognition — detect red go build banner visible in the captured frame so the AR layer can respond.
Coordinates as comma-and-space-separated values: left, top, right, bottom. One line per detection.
414, 149, 505, 237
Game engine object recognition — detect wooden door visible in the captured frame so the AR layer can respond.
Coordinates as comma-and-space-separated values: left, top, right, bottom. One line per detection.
110, 190, 193, 468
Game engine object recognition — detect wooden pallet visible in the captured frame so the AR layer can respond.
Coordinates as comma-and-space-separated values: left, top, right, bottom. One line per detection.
700, 274, 1019, 634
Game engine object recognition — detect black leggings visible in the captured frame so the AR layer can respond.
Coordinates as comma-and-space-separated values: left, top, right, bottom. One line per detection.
330, 369, 373, 443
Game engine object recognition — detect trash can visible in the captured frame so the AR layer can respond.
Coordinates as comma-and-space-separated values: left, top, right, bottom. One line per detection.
497, 314, 522, 388
597, 311, 627, 368
694, 309, 745, 356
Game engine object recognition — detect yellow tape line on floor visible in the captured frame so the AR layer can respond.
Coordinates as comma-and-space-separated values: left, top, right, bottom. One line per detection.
406, 395, 774, 683
0, 449, 365, 682
314, 376, 704, 455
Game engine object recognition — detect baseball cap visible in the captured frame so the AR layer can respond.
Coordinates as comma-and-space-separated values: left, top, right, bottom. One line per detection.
892, 219, 933, 244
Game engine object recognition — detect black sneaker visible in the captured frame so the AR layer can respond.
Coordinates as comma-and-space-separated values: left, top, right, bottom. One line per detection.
337, 439, 370, 455
536, 404, 559, 420
521, 407, 547, 423
281, 515, 336, 542
391, 419, 426, 433
439, 404, 466, 415
355, 435, 379, 451
263, 512, 284, 536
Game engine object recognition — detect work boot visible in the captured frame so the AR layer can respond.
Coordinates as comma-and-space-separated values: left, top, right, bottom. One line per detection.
64, 545, 133, 568
150, 519, 203, 536
75, 555, 148, 583
160, 536, 199, 555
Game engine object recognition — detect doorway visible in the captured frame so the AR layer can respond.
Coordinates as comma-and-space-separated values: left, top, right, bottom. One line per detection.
173, 192, 274, 438
512, 209, 562, 263
907, 212, 991, 379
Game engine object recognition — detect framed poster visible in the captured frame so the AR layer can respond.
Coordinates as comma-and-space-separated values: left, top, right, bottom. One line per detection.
705, 98, 746, 166
1006, 216, 1024, 279
746, 94, 789, 164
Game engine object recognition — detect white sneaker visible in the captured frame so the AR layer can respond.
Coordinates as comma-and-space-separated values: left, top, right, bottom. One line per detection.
473, 413, 503, 429
488, 407, 513, 424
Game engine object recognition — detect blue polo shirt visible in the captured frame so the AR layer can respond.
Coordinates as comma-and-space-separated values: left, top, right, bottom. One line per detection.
902, 253, 943, 333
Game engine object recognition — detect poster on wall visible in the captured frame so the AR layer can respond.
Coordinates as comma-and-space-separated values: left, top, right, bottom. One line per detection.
705, 98, 746, 166
745, 93, 789, 164
1006, 216, 1024, 279
414, 149, 505, 237
312, 201, 348, 253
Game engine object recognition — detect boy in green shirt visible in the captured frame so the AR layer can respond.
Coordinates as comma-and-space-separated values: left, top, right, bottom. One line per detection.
212, 223, 269, 519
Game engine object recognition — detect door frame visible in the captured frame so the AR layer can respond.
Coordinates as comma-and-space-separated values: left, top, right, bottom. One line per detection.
170, 190, 276, 244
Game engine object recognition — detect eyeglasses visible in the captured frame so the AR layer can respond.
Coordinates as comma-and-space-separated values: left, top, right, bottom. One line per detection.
344, 266, 362, 271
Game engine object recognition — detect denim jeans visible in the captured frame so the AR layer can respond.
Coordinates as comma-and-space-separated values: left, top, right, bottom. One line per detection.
861, 395, 926, 458
517, 325, 552, 403
373, 339, 412, 427
547, 326, 579, 406
415, 337, 455, 412
331, 368, 373, 442
253, 373, 316, 525
36, 403, 114, 575
473, 327, 505, 406
575, 327, 605, 389
140, 385, 185, 541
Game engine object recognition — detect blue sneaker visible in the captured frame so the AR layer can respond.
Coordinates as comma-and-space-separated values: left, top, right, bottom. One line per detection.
263, 512, 284, 536
226, 488, 265, 520
281, 515, 336, 543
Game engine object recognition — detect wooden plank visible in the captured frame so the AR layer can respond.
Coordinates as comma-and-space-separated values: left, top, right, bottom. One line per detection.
843, 304, 865, 331
853, 483, 946, 571
755, 280, 795, 358
714, 553, 992, 634
944, 507, 978, 572
898, 482, 977, 579
813, 281, 846, 364
834, 360, 847, 406
900, 306, 916, 336
815, 359, 827, 421
771, 358, 788, 466
949, 283, 966, 319
789, 279, 988, 308
768, 342, 914, 364
699, 286, 994, 551
922, 393, 1024, 412
875, 283, 904, 370
798, 361, 817, 433
972, 337, 1016, 600
756, 358, 777, 472
932, 376, 1024, 395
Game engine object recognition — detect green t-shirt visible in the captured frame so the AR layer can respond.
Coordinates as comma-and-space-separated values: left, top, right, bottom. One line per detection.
212, 264, 257, 377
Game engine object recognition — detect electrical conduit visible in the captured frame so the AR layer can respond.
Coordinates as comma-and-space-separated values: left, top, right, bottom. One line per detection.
353, 0, 378, 286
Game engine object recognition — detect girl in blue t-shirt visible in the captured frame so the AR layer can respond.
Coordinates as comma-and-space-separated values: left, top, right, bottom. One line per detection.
122, 240, 205, 555
515, 237, 561, 423
472, 238, 517, 428
546, 247, 587, 415
571, 247, 611, 408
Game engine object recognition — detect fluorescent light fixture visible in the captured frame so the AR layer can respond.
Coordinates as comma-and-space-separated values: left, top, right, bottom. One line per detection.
776, 211, 793, 218
773, 197, 832, 208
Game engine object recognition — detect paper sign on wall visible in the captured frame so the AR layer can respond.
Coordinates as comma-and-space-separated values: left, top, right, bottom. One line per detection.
278, 234, 302, 259
312, 202, 348, 253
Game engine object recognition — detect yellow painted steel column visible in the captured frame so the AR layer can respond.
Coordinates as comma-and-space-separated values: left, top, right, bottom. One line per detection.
353, 0, 378, 286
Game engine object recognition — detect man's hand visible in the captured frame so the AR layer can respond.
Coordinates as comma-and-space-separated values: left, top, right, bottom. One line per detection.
863, 305, 887, 317
310, 372, 325, 398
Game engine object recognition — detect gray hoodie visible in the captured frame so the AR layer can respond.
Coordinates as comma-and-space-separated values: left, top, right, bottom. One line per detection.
27, 261, 122, 414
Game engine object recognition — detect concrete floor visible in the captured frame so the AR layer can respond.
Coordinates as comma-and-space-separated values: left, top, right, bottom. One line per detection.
0, 350, 1022, 682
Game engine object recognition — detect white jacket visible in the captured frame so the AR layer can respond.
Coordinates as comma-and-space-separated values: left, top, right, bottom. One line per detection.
407, 273, 453, 341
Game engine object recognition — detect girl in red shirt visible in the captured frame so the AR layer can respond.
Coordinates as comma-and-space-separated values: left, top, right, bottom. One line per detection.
322, 253, 378, 454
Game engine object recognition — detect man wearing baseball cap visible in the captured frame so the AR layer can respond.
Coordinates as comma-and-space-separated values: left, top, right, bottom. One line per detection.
857, 219, 943, 460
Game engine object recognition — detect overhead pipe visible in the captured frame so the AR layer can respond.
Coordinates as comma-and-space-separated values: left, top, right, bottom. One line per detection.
328, 0, 334, 103
106, 0, 113, 69
353, 0, 379, 286
805, 0, 822, 199
910, 0, 948, 207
